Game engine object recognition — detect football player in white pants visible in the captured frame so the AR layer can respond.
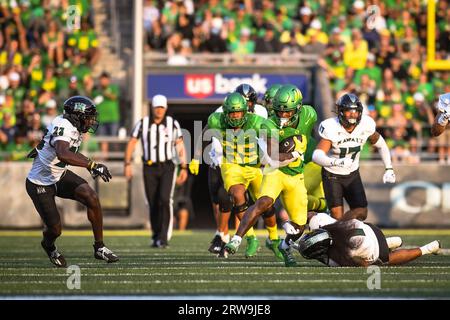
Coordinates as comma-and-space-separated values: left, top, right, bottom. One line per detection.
312, 93, 396, 221
296, 212, 441, 267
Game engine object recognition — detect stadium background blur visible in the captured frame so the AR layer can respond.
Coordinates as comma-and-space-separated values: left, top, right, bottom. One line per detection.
0, 0, 448, 229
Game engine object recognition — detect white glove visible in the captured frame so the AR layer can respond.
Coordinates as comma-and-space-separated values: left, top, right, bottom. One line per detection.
282, 221, 300, 235
291, 151, 304, 161
437, 93, 450, 114
383, 168, 396, 184
332, 157, 353, 169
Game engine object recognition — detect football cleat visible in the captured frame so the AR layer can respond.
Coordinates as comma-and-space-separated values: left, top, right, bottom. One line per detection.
208, 235, 225, 254
265, 238, 284, 261
41, 240, 67, 268
94, 245, 119, 263
427, 240, 441, 255
217, 245, 229, 258
278, 242, 297, 267
386, 237, 403, 250
245, 235, 260, 258
224, 239, 240, 255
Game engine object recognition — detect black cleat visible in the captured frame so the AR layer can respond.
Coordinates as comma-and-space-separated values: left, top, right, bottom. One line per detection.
208, 235, 225, 254
94, 245, 119, 263
41, 240, 67, 268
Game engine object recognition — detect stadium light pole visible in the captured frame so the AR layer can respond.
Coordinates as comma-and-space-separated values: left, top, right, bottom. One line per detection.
132, 0, 143, 160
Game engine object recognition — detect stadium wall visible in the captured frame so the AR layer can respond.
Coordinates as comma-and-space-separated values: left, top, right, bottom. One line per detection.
2, 162, 450, 229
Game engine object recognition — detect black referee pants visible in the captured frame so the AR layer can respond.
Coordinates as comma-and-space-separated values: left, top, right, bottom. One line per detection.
143, 161, 177, 246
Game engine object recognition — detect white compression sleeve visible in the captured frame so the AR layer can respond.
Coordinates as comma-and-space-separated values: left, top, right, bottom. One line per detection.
373, 135, 393, 169
312, 149, 335, 167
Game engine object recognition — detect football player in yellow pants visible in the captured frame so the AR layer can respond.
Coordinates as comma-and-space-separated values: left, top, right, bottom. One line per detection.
225, 85, 313, 267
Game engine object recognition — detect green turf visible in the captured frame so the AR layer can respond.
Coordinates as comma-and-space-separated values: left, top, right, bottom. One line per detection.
0, 230, 449, 298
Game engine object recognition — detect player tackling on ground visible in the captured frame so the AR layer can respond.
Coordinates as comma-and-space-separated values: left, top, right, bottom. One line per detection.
312, 93, 396, 221
26, 96, 119, 267
296, 211, 441, 267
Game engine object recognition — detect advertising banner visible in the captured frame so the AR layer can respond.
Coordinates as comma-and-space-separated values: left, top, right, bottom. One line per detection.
146, 73, 309, 101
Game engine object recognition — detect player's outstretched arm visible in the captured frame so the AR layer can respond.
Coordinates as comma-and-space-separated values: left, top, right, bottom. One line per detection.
368, 132, 395, 184
312, 139, 352, 168
55, 140, 112, 182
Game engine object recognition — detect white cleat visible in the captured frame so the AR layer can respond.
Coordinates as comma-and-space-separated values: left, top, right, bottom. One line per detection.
427, 240, 441, 255
386, 236, 403, 250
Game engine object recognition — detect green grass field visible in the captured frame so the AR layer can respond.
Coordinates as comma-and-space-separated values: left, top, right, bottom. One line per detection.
1, 229, 450, 298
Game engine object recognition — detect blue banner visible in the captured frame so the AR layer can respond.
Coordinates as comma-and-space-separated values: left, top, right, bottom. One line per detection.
146, 73, 309, 101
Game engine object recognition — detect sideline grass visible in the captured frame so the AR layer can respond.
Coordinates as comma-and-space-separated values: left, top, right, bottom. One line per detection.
0, 230, 449, 298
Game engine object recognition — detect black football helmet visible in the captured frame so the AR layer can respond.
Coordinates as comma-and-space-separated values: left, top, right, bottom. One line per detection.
336, 93, 363, 128
298, 229, 333, 260
63, 96, 99, 133
235, 83, 258, 108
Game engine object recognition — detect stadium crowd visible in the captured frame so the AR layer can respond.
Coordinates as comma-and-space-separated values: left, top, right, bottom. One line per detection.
0, 0, 120, 160
144, 0, 450, 163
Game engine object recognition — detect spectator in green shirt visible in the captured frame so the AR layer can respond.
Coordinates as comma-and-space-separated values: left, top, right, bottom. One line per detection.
93, 72, 120, 137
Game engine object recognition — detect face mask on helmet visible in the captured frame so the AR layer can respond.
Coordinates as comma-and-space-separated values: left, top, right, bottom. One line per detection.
336, 93, 363, 128
298, 229, 332, 260
272, 85, 303, 128
276, 109, 297, 127
63, 96, 99, 133
223, 92, 248, 128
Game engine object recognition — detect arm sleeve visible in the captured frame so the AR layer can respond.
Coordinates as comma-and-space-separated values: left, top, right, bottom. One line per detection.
373, 135, 393, 169
312, 149, 335, 167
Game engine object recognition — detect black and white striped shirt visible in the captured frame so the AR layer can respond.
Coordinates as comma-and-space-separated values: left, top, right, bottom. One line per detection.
131, 115, 182, 163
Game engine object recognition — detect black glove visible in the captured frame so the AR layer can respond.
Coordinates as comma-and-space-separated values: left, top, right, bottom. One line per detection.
88, 161, 112, 182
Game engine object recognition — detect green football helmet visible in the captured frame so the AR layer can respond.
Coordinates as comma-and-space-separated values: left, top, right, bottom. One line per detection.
222, 92, 248, 127
272, 84, 303, 127
263, 84, 282, 113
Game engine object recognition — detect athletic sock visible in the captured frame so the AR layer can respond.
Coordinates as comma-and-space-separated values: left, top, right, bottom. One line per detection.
245, 227, 256, 238
265, 224, 279, 241
222, 233, 230, 243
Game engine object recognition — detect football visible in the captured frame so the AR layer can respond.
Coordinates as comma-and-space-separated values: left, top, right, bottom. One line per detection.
279, 135, 302, 153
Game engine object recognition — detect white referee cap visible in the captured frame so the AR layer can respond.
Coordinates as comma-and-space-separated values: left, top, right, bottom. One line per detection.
152, 94, 167, 108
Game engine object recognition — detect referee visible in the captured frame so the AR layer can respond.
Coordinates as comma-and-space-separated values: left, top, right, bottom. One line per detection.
125, 94, 188, 248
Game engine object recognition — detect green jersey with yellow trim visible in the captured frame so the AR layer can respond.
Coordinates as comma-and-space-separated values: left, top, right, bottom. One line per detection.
261, 105, 317, 175
207, 112, 265, 166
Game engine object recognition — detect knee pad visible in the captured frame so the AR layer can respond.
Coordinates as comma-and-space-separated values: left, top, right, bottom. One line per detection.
232, 201, 249, 215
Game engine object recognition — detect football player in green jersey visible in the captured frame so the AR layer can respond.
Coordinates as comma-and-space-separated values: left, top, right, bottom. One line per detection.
225, 85, 316, 266
191, 92, 281, 259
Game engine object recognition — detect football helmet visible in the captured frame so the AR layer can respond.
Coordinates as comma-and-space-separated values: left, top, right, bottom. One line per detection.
336, 93, 363, 128
222, 92, 248, 128
235, 83, 258, 107
272, 84, 303, 128
298, 228, 332, 260
263, 84, 282, 112
63, 96, 99, 133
